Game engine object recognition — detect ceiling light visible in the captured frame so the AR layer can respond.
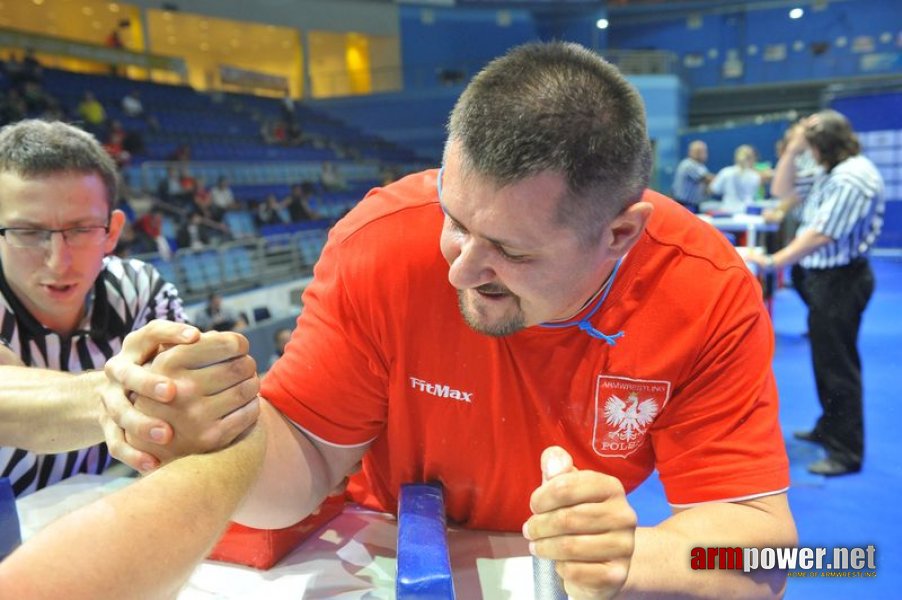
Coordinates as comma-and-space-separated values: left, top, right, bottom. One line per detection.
789, 8, 804, 19
109, 3, 120, 13
82, 6, 94, 16
596, 18, 609, 30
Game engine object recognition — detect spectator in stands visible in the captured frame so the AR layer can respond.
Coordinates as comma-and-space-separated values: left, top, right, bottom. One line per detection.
320, 161, 348, 192
175, 212, 210, 250
76, 92, 106, 133
105, 24, 125, 49
190, 179, 230, 240
281, 182, 319, 222
0, 120, 256, 496
280, 92, 296, 122
269, 327, 292, 370
0, 90, 27, 126
157, 166, 191, 206
671, 140, 712, 212
121, 89, 144, 118
194, 293, 248, 332
40, 97, 67, 123
270, 120, 288, 145
7, 49, 43, 92
121, 126, 146, 158
103, 120, 131, 170
121, 89, 160, 132
255, 193, 287, 227
210, 176, 239, 213
133, 207, 171, 259
21, 81, 49, 114
21, 49, 43, 82
710, 144, 762, 212
259, 119, 277, 144
285, 119, 304, 146
167, 144, 192, 163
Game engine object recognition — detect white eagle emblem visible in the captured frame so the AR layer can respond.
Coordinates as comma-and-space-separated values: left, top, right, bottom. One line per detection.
604, 392, 659, 442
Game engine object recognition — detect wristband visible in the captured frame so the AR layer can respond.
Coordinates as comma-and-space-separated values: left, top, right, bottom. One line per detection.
764, 255, 776, 271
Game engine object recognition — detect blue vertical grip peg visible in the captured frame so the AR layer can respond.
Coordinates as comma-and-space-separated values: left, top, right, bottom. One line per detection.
396, 482, 456, 600
0, 477, 21, 560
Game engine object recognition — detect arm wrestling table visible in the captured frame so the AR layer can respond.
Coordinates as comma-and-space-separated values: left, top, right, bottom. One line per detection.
15, 474, 545, 599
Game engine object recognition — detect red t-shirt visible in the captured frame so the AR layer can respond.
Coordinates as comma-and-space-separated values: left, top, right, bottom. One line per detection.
262, 170, 789, 531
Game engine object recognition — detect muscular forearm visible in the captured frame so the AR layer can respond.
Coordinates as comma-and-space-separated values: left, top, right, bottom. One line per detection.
621, 495, 797, 599
0, 367, 107, 453
0, 423, 266, 600
233, 399, 365, 529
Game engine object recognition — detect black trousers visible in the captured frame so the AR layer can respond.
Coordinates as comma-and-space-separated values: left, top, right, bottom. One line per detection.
792, 259, 875, 466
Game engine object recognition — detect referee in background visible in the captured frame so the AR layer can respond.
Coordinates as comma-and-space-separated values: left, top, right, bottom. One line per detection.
749, 109, 885, 476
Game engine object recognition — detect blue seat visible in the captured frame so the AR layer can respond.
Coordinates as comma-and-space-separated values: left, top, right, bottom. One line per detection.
148, 256, 177, 285
197, 251, 224, 287
177, 253, 209, 292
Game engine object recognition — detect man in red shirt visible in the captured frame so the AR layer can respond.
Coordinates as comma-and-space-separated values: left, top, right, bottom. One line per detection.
108, 42, 795, 598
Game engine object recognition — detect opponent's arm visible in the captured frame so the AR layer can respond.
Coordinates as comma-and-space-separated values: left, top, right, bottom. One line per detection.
0, 422, 266, 600
232, 398, 369, 529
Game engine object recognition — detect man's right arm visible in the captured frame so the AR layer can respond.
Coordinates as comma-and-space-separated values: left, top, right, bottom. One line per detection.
0, 345, 107, 454
231, 398, 369, 529
0, 421, 266, 600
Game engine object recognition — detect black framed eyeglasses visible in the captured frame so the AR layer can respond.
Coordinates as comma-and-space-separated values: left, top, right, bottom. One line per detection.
0, 225, 110, 249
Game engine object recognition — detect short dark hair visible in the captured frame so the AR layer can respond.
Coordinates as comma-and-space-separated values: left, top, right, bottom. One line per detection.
0, 119, 119, 210
446, 42, 652, 243
805, 109, 860, 173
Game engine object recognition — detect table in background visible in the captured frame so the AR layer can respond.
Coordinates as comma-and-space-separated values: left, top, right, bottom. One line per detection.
16, 475, 539, 599
698, 210, 781, 314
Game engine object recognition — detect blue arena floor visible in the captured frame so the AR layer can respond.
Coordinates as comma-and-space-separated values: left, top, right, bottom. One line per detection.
628, 255, 902, 599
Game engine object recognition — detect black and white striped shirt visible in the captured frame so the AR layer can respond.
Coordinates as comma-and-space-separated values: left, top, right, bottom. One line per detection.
790, 150, 823, 217
799, 155, 884, 270
0, 256, 188, 496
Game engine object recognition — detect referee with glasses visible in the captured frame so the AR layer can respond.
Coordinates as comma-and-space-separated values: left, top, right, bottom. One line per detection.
0, 120, 259, 497
749, 109, 885, 477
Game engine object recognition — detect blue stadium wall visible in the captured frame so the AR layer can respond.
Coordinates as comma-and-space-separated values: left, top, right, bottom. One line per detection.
608, 0, 899, 89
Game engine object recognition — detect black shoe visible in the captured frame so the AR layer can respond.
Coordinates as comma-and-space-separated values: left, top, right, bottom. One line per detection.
807, 458, 860, 476
793, 429, 822, 443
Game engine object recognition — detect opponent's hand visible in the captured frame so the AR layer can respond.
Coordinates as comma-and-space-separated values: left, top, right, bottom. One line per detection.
127, 330, 261, 466
100, 320, 201, 472
523, 447, 637, 600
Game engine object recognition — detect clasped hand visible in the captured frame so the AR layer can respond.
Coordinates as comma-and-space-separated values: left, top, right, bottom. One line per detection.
524, 447, 637, 600
100, 320, 261, 472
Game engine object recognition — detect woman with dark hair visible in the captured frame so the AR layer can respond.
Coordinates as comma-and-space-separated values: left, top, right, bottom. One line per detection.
750, 109, 885, 476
